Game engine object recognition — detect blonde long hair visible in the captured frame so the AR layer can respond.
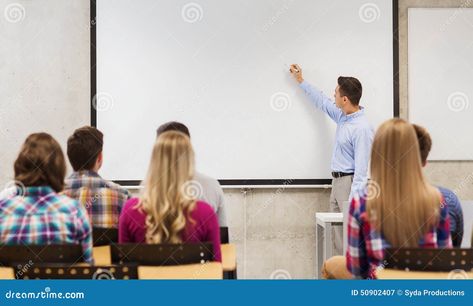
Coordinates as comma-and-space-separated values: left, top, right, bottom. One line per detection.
139, 131, 197, 244
367, 118, 441, 247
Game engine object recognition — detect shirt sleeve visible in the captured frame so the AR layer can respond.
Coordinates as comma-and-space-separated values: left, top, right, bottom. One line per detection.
215, 185, 227, 227
74, 203, 94, 264
117, 187, 131, 214
346, 195, 369, 279
448, 192, 464, 246
299, 81, 343, 123
201, 207, 222, 262
351, 126, 374, 196
437, 204, 453, 248
456, 200, 464, 246
118, 201, 133, 243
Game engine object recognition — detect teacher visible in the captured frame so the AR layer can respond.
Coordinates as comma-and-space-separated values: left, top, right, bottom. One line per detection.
289, 64, 374, 213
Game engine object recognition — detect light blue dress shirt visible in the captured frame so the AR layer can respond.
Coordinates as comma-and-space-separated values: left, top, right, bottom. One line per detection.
300, 81, 374, 195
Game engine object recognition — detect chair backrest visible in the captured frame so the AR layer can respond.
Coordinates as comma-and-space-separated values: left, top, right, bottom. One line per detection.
0, 245, 84, 266
111, 243, 214, 266
220, 227, 229, 244
384, 248, 473, 272
138, 262, 223, 279
93, 227, 119, 246
11, 264, 138, 280
377, 268, 473, 279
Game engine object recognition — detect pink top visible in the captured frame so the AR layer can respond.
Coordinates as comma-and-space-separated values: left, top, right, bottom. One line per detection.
119, 198, 221, 262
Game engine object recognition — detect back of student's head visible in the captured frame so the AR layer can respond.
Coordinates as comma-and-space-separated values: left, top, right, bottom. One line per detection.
14, 133, 66, 193
141, 130, 196, 244
67, 126, 103, 171
156, 121, 190, 138
368, 118, 440, 247
412, 124, 432, 166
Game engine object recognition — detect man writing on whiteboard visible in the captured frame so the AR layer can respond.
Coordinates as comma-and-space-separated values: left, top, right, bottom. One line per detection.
289, 64, 374, 214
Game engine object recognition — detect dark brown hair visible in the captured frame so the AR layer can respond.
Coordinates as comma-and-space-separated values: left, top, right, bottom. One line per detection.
338, 76, 362, 106
67, 126, 103, 171
157, 121, 190, 138
412, 124, 432, 164
14, 133, 66, 192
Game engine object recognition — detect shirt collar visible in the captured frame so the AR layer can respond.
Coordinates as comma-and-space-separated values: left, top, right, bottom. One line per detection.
70, 170, 101, 179
344, 106, 365, 120
22, 186, 56, 197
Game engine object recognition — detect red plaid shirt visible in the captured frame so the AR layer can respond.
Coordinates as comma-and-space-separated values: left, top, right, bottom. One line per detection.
346, 189, 452, 279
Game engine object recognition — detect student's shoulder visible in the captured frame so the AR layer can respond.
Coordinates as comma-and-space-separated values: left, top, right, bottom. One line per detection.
194, 200, 217, 218
54, 193, 83, 213
437, 186, 461, 210
102, 179, 130, 195
122, 197, 140, 211
194, 171, 220, 187
437, 186, 458, 200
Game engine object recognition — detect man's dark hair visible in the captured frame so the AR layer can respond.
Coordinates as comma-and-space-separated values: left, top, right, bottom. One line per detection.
157, 121, 190, 138
67, 126, 103, 171
337, 76, 362, 106
412, 124, 432, 164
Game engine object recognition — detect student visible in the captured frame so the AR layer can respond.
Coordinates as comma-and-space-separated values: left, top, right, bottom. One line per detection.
322, 119, 451, 279
63, 126, 130, 228
119, 131, 221, 261
156, 121, 227, 227
0, 133, 93, 262
413, 124, 464, 247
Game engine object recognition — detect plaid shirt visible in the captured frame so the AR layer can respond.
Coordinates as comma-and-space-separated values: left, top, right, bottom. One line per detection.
63, 171, 130, 229
0, 186, 93, 263
347, 188, 452, 279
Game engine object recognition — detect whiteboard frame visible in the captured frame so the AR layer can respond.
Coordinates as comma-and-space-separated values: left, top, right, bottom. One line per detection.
90, 0, 400, 186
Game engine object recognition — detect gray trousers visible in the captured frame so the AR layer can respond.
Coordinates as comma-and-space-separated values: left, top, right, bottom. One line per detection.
329, 175, 353, 255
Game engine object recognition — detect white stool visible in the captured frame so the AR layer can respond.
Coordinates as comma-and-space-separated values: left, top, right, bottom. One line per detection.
315, 212, 343, 279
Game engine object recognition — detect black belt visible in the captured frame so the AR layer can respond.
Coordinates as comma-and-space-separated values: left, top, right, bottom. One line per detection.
331, 171, 354, 178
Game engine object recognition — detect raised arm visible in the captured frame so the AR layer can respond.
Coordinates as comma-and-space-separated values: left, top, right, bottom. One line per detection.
289, 64, 343, 123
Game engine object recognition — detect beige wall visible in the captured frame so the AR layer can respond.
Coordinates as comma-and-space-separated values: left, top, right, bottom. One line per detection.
1, 0, 472, 279
0, 0, 90, 186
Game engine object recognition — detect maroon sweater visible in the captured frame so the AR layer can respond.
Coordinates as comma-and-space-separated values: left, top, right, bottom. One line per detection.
119, 198, 221, 262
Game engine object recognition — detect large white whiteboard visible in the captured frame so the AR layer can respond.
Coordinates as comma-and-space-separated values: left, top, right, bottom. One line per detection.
408, 8, 473, 160
95, 0, 394, 182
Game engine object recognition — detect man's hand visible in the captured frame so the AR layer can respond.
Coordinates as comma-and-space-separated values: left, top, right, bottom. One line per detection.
289, 64, 304, 84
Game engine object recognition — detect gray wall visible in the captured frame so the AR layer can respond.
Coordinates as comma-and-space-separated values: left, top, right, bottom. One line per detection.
0, 0, 90, 185
1, 0, 472, 279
